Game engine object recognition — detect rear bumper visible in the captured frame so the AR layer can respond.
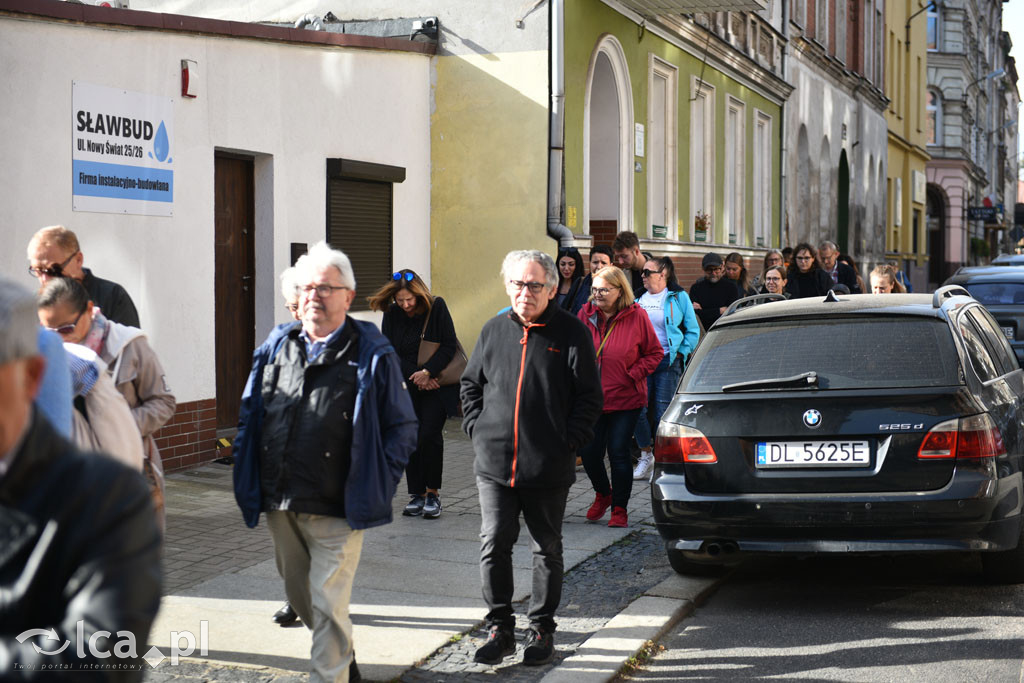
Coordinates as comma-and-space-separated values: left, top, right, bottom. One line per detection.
652, 465, 1024, 558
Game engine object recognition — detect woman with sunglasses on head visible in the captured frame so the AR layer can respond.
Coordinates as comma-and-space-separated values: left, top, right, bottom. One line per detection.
630, 256, 700, 481
785, 242, 832, 299
36, 276, 175, 531
368, 270, 458, 520
577, 266, 663, 528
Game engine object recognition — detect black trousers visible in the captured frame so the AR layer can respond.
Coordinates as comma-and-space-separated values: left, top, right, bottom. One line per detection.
406, 388, 447, 494
477, 476, 570, 632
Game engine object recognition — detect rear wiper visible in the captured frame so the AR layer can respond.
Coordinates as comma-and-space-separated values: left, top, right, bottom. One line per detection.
721, 371, 819, 392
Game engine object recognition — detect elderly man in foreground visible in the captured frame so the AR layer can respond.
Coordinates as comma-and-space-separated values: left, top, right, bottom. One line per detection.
233, 242, 417, 682
0, 277, 161, 680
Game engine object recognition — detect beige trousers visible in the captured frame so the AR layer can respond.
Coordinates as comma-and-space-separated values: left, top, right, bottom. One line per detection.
266, 510, 364, 683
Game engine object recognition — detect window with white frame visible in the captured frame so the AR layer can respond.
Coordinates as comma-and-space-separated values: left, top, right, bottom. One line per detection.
926, 4, 940, 51
689, 79, 715, 240
723, 96, 745, 245
753, 111, 772, 247
926, 89, 942, 145
648, 57, 678, 239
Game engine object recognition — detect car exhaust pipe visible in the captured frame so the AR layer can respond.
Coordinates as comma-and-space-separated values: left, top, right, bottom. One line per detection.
705, 542, 722, 557
722, 541, 739, 554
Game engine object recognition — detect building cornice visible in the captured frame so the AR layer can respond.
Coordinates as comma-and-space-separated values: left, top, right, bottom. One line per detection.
791, 35, 888, 112
600, 0, 794, 103
0, 0, 436, 55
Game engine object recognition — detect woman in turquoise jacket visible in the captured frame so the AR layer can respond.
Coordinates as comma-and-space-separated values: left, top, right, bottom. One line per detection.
632, 256, 700, 480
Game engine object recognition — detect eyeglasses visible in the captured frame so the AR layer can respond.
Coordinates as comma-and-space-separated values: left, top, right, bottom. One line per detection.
703, 266, 723, 274
28, 249, 79, 278
641, 269, 663, 278
764, 277, 783, 283
392, 272, 415, 282
301, 284, 350, 298
508, 280, 547, 294
591, 286, 620, 297
45, 309, 85, 336
286, 303, 299, 312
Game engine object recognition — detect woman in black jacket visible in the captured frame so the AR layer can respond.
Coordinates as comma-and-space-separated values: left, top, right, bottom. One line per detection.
368, 270, 457, 520
786, 242, 832, 298
556, 248, 586, 312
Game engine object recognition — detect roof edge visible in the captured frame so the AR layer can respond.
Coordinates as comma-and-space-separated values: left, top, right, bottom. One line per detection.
0, 0, 437, 56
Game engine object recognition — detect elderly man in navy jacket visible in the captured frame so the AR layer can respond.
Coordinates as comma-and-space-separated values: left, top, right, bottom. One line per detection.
461, 250, 602, 667
233, 242, 417, 683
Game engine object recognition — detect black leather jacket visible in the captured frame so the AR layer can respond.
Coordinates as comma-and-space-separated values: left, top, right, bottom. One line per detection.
0, 412, 162, 681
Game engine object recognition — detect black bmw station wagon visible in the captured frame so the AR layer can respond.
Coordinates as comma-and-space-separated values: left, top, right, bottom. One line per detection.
652, 287, 1024, 582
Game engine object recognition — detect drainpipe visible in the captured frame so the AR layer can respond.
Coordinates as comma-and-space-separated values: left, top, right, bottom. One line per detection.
547, 0, 574, 248
778, 0, 790, 249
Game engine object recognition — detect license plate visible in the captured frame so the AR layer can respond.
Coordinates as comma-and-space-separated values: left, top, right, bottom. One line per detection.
756, 440, 871, 468
1001, 326, 1014, 341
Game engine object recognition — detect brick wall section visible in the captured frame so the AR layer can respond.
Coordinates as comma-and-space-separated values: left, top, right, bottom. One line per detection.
589, 220, 618, 247
154, 399, 218, 472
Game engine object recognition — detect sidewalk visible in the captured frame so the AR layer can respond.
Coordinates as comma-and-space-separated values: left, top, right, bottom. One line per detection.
145, 420, 713, 681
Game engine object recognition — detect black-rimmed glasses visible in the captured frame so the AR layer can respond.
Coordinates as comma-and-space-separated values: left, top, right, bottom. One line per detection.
641, 269, 663, 278
507, 280, 546, 294
28, 249, 79, 278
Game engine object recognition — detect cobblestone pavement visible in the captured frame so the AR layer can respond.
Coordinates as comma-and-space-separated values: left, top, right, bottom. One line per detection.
399, 530, 672, 683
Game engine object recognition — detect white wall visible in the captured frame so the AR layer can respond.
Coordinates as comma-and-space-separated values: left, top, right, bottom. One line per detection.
0, 16, 431, 402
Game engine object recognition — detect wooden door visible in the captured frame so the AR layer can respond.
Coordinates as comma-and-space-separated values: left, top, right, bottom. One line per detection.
214, 154, 255, 432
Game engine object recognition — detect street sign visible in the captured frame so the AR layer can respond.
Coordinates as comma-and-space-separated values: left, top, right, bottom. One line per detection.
968, 206, 999, 222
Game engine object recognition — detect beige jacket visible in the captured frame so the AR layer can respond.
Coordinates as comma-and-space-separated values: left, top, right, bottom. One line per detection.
100, 322, 176, 479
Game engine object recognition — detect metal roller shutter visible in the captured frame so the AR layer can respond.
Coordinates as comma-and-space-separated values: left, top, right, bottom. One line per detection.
327, 177, 393, 311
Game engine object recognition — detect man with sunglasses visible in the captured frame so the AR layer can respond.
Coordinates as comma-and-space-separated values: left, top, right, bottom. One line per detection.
27, 225, 140, 327
689, 252, 740, 330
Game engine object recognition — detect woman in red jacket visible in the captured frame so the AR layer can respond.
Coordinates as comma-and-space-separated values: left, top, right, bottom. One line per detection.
577, 266, 663, 527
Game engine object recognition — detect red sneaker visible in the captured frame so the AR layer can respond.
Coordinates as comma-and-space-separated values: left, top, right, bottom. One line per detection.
585, 492, 613, 521
608, 506, 628, 528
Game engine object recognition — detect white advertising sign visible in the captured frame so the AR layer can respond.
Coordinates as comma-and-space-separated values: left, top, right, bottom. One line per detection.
72, 81, 174, 216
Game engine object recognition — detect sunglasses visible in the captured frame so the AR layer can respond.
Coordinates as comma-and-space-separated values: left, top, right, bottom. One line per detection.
641, 269, 663, 278
46, 309, 86, 336
28, 249, 79, 278
392, 272, 415, 282
508, 280, 547, 294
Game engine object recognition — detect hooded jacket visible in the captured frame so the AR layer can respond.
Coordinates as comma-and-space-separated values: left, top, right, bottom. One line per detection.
634, 283, 700, 365
461, 303, 602, 489
233, 319, 418, 529
578, 302, 664, 412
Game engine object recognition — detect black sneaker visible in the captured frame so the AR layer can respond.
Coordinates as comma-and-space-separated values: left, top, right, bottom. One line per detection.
473, 625, 516, 665
423, 492, 442, 519
522, 627, 554, 666
403, 495, 425, 516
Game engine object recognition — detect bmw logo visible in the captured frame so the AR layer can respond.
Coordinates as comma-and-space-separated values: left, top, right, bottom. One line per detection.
803, 409, 822, 428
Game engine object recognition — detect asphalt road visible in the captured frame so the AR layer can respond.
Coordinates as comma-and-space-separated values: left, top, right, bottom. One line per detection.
624, 553, 1024, 681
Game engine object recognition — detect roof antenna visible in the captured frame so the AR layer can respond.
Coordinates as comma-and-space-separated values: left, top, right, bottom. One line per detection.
824, 289, 841, 302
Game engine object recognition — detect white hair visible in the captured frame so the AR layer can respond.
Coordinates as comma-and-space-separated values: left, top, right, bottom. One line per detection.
279, 266, 299, 303
500, 250, 557, 289
294, 241, 356, 290
0, 277, 41, 364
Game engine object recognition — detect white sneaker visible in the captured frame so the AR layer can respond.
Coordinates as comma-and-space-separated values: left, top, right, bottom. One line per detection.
633, 451, 654, 480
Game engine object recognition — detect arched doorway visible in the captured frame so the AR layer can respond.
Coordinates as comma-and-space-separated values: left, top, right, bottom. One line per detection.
927, 183, 947, 288
584, 36, 633, 242
837, 149, 850, 253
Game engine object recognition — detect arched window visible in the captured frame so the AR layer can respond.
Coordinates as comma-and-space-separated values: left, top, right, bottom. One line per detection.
926, 89, 942, 146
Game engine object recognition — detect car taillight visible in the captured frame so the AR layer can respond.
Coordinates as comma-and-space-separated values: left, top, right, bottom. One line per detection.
655, 423, 717, 464
917, 414, 1005, 460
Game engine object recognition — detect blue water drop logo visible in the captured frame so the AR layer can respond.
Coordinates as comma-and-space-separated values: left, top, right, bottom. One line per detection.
150, 121, 171, 163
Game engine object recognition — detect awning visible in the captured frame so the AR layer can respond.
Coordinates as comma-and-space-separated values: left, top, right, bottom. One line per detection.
617, 0, 768, 15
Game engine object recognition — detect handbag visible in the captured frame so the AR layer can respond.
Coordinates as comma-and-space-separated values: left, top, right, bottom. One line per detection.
416, 304, 468, 386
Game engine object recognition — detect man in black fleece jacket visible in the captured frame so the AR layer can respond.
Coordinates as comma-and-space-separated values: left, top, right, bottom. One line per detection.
461, 250, 602, 667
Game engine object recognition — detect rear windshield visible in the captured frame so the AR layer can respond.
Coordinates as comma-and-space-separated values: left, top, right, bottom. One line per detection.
964, 283, 1024, 305
682, 317, 962, 392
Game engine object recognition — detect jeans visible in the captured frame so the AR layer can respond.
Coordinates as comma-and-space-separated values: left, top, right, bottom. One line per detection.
406, 388, 446, 494
579, 408, 642, 510
477, 476, 570, 632
635, 355, 683, 450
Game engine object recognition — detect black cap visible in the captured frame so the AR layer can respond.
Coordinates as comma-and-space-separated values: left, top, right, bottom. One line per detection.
701, 252, 723, 269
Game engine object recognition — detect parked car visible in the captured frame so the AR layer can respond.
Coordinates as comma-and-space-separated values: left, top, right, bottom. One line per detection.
651, 288, 1024, 583
944, 266, 1024, 366
992, 254, 1024, 265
